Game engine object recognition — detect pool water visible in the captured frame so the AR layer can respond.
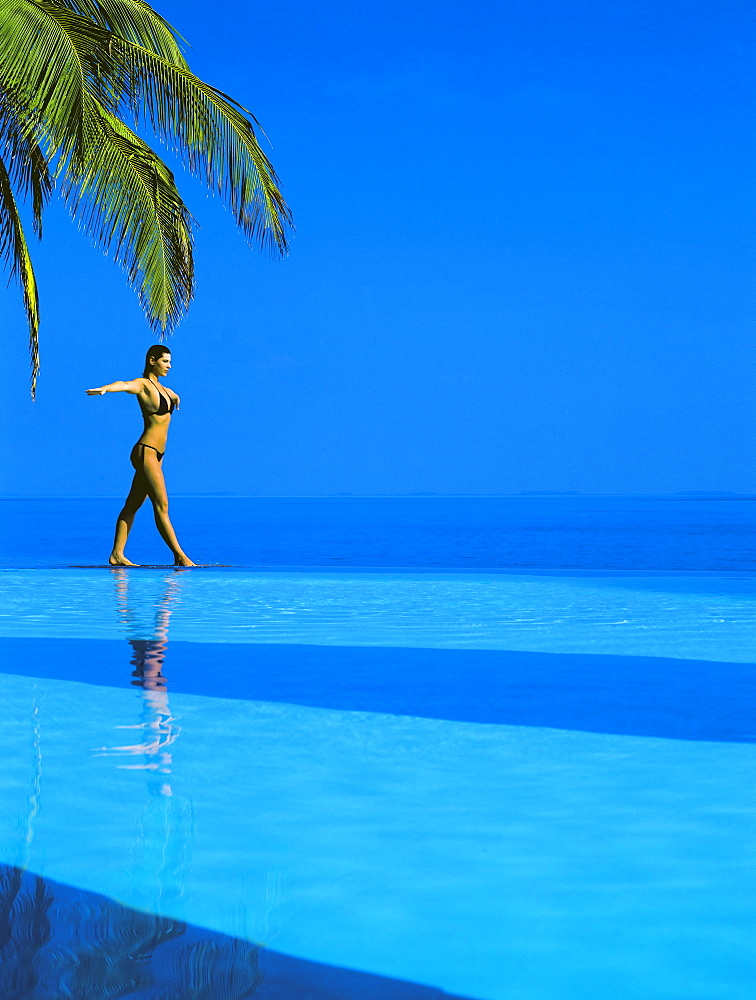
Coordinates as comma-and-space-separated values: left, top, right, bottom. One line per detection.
0, 498, 754, 998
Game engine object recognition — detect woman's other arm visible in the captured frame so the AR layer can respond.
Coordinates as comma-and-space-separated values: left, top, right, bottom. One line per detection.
163, 385, 181, 409
85, 378, 146, 396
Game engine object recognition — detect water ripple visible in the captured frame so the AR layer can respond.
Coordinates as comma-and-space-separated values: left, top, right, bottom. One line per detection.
0, 569, 753, 662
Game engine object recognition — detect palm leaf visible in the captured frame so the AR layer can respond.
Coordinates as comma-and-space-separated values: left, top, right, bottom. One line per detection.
62, 97, 194, 331
0, 2, 290, 253
0, 0, 292, 394
57, 0, 189, 65
0, 0, 122, 162
0, 87, 53, 236
112, 36, 291, 254
0, 2, 290, 250
0, 154, 40, 395
0, 2, 194, 334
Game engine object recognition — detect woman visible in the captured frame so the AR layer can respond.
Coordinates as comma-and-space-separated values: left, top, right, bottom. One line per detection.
86, 345, 196, 567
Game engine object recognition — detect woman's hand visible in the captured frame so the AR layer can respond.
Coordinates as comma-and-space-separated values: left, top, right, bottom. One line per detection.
85, 387, 107, 395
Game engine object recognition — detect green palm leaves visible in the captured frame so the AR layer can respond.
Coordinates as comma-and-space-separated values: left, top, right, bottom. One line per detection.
0, 0, 291, 396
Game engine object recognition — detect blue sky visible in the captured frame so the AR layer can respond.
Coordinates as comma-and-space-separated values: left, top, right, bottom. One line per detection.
0, 0, 754, 496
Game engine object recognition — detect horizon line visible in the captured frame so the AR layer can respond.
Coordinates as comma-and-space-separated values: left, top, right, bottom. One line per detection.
1, 492, 753, 502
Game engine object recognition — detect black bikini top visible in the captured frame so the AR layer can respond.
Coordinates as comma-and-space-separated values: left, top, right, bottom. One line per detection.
141, 381, 176, 416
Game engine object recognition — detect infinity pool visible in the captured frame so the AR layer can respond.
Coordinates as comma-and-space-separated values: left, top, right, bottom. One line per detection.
1, 565, 754, 998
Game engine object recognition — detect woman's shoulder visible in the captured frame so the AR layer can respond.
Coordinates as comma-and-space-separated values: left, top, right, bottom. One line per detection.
132, 377, 154, 399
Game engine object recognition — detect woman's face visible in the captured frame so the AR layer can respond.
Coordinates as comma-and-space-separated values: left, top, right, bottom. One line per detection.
151, 352, 171, 377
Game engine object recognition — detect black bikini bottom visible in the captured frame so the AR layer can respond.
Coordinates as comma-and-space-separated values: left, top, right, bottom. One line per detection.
130, 443, 164, 470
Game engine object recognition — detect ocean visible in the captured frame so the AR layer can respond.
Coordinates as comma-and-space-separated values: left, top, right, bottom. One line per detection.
1, 494, 754, 569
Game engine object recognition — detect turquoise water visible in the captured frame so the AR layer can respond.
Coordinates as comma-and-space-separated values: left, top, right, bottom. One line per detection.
0, 499, 754, 997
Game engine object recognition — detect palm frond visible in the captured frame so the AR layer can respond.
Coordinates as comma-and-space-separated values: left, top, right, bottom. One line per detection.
0, 154, 40, 395
62, 97, 194, 331
0, 0, 292, 395
57, 0, 189, 65
0, 0, 194, 332
0, 0, 117, 160
0, 2, 291, 253
0, 88, 53, 236
114, 38, 292, 254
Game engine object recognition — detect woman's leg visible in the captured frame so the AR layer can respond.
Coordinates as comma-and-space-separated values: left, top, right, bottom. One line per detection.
140, 451, 196, 566
110, 470, 148, 566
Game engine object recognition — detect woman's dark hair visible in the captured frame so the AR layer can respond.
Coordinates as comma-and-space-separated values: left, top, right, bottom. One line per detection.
143, 344, 170, 375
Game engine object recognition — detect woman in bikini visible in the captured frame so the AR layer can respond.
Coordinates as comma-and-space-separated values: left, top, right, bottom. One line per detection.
86, 345, 196, 567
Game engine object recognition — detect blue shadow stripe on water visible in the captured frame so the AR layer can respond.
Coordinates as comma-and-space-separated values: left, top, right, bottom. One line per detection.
0, 864, 466, 1000
1, 638, 754, 743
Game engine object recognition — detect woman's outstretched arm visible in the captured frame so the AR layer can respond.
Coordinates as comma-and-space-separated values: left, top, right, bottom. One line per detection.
85, 379, 145, 396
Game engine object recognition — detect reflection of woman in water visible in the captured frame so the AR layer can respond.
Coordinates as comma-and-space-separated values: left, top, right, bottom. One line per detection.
86, 345, 195, 567
107, 569, 183, 799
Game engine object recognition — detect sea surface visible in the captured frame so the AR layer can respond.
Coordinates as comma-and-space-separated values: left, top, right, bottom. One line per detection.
1, 494, 754, 569
0, 496, 754, 999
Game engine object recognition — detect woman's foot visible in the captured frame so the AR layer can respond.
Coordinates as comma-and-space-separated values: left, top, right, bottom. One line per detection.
174, 554, 197, 567
109, 553, 140, 567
